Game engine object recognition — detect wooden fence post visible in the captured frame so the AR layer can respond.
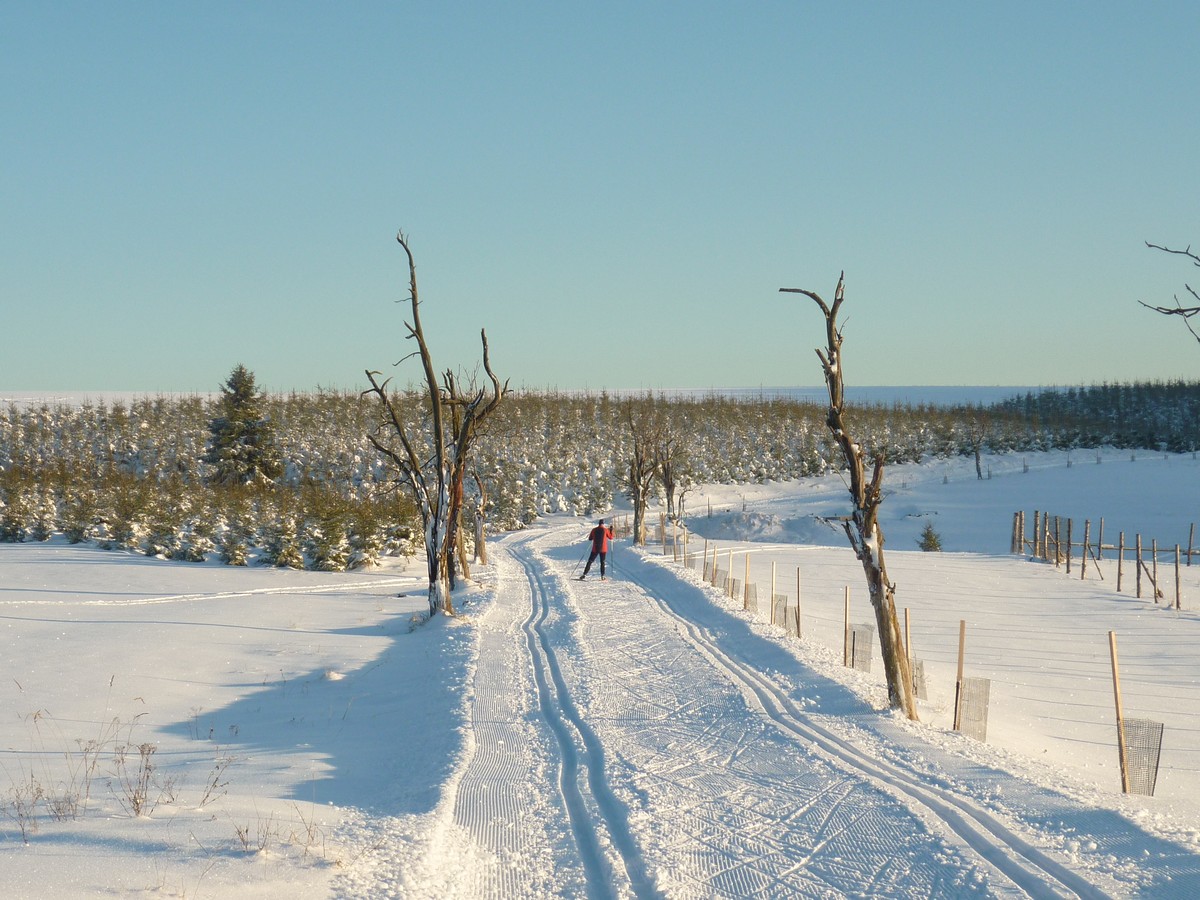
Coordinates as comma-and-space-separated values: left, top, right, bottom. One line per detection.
1176, 545, 1182, 610
1188, 523, 1195, 567
1117, 532, 1125, 592
1152, 539, 1159, 603
1033, 510, 1041, 558
796, 567, 802, 636
1066, 518, 1073, 574
1109, 631, 1131, 794
953, 620, 967, 732
1081, 520, 1090, 580
744, 552, 751, 611
843, 587, 851, 667
1098, 517, 1105, 560
1136, 535, 1143, 598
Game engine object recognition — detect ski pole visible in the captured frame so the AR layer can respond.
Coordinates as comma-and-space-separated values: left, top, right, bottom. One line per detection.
570, 543, 588, 577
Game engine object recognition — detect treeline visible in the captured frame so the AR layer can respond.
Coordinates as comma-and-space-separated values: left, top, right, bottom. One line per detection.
1, 380, 1197, 568
993, 380, 1200, 452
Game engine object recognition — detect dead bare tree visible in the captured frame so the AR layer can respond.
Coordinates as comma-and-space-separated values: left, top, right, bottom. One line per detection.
623, 400, 658, 546
780, 274, 919, 720
1140, 241, 1200, 345
442, 360, 509, 590
471, 470, 489, 566
654, 425, 690, 522
364, 231, 507, 616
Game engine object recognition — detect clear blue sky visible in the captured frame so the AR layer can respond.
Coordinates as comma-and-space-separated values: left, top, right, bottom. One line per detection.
3, 2, 1198, 393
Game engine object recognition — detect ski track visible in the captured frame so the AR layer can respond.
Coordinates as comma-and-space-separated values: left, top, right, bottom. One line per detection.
514, 534, 659, 899
509, 526, 1003, 899
421, 544, 589, 899
616, 559, 1108, 899
354, 520, 1188, 897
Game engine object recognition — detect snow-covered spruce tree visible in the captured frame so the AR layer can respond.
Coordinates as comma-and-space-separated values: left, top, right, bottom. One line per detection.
95, 470, 149, 552
300, 484, 351, 572
143, 492, 183, 558
364, 231, 508, 617
918, 521, 943, 552
781, 274, 918, 721
202, 365, 284, 487
0, 468, 30, 542
59, 481, 97, 544
175, 497, 215, 562
260, 511, 304, 569
217, 515, 251, 565
346, 496, 389, 570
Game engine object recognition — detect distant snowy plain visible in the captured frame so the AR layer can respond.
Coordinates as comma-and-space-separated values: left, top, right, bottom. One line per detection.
2, 447, 1199, 898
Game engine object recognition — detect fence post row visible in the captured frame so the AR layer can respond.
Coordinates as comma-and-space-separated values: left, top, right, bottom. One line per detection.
666, 525, 1168, 790
1012, 511, 1188, 610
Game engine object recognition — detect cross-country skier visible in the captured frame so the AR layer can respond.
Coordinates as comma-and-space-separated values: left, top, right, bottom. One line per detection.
579, 518, 615, 580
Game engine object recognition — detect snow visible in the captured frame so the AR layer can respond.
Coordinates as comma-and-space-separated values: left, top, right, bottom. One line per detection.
3, 448, 1200, 897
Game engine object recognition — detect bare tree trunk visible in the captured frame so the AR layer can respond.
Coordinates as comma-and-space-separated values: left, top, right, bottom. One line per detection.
781, 275, 918, 720
456, 526, 470, 582
624, 403, 657, 546
364, 232, 507, 617
472, 471, 489, 566
441, 335, 506, 590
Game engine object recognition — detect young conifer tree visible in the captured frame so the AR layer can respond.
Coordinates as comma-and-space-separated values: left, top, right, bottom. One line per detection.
202, 365, 284, 487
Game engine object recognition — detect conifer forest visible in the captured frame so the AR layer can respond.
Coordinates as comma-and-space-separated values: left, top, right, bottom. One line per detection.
1, 380, 1198, 573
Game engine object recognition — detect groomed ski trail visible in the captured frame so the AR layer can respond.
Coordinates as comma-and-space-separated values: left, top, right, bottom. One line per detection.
613, 541, 1115, 899
371, 519, 1179, 897
503, 523, 1010, 897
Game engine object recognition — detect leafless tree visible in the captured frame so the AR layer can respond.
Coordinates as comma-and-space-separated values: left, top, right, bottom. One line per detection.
623, 401, 658, 546
654, 425, 690, 522
442, 362, 508, 590
471, 470, 489, 566
364, 231, 507, 616
780, 275, 919, 720
1140, 241, 1200, 345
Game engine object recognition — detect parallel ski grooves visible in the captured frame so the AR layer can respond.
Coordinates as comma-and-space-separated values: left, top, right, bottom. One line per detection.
514, 538, 659, 899
622, 560, 1108, 900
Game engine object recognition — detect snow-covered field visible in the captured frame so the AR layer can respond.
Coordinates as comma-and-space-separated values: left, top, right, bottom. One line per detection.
2, 449, 1199, 897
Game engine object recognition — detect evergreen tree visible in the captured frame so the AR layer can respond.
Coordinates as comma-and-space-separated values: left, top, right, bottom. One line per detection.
202, 365, 284, 487
918, 521, 943, 552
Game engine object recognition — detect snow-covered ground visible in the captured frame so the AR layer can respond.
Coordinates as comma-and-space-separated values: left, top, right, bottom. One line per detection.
2, 449, 1199, 897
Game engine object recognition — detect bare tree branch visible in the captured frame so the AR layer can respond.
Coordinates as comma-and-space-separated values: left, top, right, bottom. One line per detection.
781, 274, 918, 720
364, 232, 509, 616
1141, 241, 1200, 345
1145, 241, 1200, 266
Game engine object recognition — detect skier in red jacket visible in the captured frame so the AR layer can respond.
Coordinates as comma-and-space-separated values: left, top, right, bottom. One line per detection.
579, 518, 615, 580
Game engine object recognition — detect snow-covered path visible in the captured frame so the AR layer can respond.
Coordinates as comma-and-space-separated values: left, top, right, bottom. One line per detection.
369, 520, 1200, 898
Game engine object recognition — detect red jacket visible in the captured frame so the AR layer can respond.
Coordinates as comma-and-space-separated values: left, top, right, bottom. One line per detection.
589, 524, 614, 553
